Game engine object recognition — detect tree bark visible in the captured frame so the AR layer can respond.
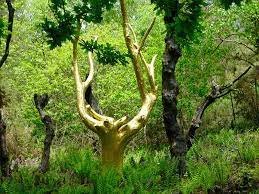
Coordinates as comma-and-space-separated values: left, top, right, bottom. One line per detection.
162, 34, 186, 156
162, 33, 187, 175
0, 90, 10, 177
187, 92, 216, 149
255, 78, 258, 109
101, 133, 124, 168
34, 94, 55, 173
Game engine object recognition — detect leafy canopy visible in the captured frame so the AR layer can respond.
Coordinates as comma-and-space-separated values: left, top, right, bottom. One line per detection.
41, 0, 117, 49
218, 0, 243, 9
80, 40, 130, 66
151, 0, 205, 44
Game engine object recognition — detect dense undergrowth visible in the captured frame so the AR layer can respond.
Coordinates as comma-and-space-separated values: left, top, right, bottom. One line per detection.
1, 129, 258, 193
0, 0, 258, 193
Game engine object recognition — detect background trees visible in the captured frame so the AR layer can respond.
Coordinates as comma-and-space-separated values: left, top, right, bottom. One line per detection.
150, 0, 258, 175
0, 0, 258, 192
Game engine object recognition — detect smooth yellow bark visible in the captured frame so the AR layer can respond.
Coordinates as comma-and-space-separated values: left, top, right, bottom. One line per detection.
71, 0, 158, 168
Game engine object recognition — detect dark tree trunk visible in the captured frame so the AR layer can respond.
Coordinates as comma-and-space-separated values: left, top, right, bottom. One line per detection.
84, 74, 102, 115
162, 32, 187, 175
0, 91, 10, 177
34, 94, 55, 173
85, 85, 103, 115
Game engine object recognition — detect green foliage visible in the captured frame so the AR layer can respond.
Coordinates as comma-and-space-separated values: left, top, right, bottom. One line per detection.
218, 0, 243, 9
0, 18, 5, 42
151, 0, 205, 44
123, 148, 179, 193
1, 130, 258, 193
237, 135, 259, 164
2, 1, 259, 193
56, 147, 100, 179
234, 70, 259, 130
41, 16, 76, 49
73, 0, 116, 23
80, 39, 130, 65
176, 0, 259, 127
41, 0, 117, 49
95, 169, 120, 193
181, 129, 259, 193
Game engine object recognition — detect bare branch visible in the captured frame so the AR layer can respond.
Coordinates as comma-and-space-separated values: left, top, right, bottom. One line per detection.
149, 54, 157, 83
114, 116, 129, 129
217, 38, 257, 53
118, 93, 157, 142
212, 32, 257, 55
186, 65, 253, 149
127, 24, 137, 44
0, 0, 15, 68
138, 17, 156, 53
119, 0, 147, 102
235, 56, 255, 67
72, 33, 115, 135
211, 34, 239, 54
82, 52, 95, 92
140, 52, 157, 92
229, 65, 252, 86
222, 65, 253, 90
72, 37, 105, 135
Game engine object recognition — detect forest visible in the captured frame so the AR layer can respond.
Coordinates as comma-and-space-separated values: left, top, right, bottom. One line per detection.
0, 0, 258, 193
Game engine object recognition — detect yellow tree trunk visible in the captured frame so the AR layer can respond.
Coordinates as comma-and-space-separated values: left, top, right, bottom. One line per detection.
71, 0, 158, 168
101, 133, 125, 168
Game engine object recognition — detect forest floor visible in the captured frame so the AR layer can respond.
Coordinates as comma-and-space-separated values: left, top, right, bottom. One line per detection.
0, 129, 258, 193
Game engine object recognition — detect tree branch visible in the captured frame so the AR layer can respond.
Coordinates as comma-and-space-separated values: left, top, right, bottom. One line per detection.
139, 52, 157, 92
127, 24, 137, 44
118, 93, 157, 142
72, 39, 113, 135
0, 0, 15, 68
119, 0, 147, 102
222, 65, 252, 90
186, 65, 253, 149
216, 38, 257, 53
82, 52, 95, 92
138, 17, 156, 54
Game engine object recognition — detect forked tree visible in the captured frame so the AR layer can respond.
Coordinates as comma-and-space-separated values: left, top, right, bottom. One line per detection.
42, 0, 157, 168
151, 0, 254, 175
